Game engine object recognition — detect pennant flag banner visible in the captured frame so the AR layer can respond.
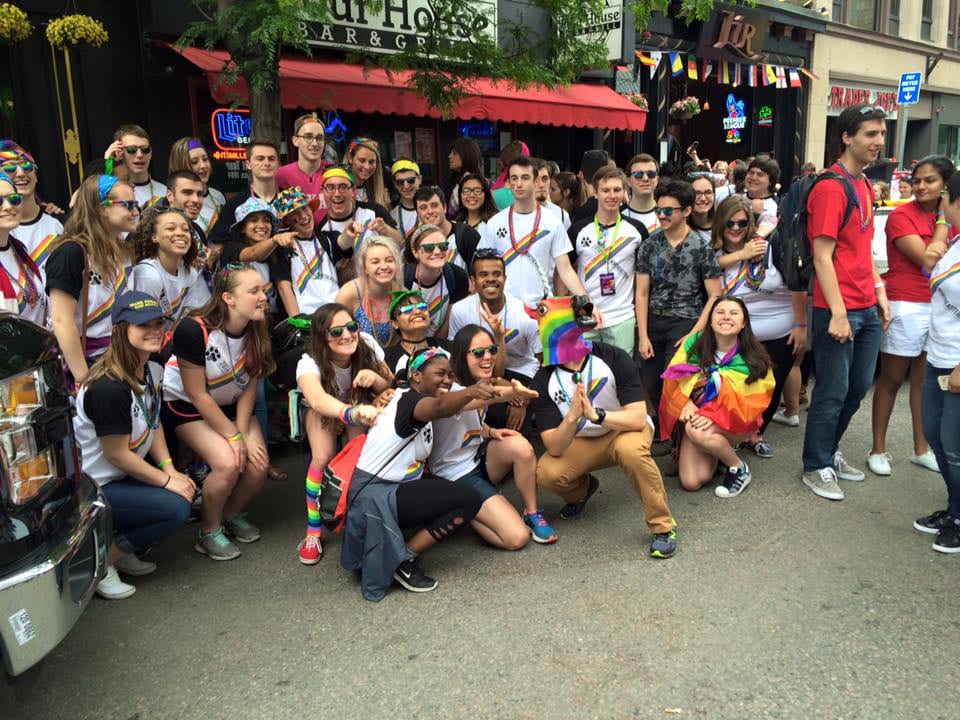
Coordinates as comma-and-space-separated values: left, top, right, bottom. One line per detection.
789, 68, 802, 88
702, 59, 713, 81
747, 65, 757, 87
649, 51, 662, 78
766, 65, 778, 86
733, 63, 742, 87
800, 67, 819, 81
670, 52, 684, 76
633, 50, 812, 90
721, 61, 731, 85
687, 55, 699, 80
635, 51, 658, 67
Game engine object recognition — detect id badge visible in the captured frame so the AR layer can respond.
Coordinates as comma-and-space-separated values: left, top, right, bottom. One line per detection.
599, 272, 616, 296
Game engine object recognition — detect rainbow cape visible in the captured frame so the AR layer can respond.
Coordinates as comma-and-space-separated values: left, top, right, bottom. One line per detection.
658, 332, 774, 441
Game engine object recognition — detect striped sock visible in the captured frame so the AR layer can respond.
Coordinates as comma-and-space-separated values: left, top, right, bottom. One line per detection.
305, 464, 323, 538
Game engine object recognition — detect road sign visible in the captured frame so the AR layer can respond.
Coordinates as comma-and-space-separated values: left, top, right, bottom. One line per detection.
897, 72, 922, 106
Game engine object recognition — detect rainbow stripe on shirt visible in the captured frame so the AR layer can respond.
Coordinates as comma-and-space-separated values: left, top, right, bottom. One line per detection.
296, 253, 322, 293
503, 327, 519, 343
403, 461, 424, 481
30, 233, 59, 267
86, 268, 127, 327
460, 428, 483, 448
502, 229, 550, 266
576, 376, 609, 432
207, 356, 247, 391
427, 293, 447, 322
582, 234, 633, 281
930, 260, 960, 294
128, 426, 151, 452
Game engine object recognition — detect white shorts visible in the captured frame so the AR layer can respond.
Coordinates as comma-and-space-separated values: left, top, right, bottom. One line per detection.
880, 300, 931, 357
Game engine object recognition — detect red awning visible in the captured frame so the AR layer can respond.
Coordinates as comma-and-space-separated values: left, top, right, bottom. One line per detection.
173, 46, 646, 132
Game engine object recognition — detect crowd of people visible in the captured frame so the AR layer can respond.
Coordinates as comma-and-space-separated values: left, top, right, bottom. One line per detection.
1, 101, 958, 603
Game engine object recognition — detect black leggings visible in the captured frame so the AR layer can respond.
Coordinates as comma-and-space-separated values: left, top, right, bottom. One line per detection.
760, 335, 797, 434
396, 475, 482, 543
641, 313, 697, 422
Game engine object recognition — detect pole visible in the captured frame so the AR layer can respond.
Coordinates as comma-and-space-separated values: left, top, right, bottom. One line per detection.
895, 105, 910, 171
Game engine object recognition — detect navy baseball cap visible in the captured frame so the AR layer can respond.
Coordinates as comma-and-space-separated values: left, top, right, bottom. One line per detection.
112, 291, 169, 325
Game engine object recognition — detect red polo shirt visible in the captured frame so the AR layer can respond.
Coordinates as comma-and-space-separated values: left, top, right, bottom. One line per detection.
806, 164, 877, 311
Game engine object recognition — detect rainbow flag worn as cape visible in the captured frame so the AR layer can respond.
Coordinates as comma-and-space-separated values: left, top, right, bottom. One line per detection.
658, 332, 774, 441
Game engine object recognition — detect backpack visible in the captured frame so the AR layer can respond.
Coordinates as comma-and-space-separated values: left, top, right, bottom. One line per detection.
770, 171, 858, 292
403, 263, 458, 295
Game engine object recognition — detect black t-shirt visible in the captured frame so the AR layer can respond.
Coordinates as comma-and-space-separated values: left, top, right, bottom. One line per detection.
451, 221, 481, 269
220, 239, 288, 279
384, 337, 451, 384
403, 264, 471, 303
395, 387, 428, 437
83, 378, 135, 436
44, 240, 85, 299
170, 317, 210, 367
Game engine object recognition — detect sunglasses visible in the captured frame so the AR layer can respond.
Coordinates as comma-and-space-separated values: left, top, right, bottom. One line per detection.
399, 302, 429, 315
473, 248, 502, 260
0, 161, 34, 174
327, 321, 359, 338
631, 170, 658, 179
859, 105, 887, 117
124, 145, 151, 155
654, 206, 681, 217
101, 199, 139, 212
395, 176, 419, 187
725, 219, 750, 230
468, 344, 499, 359
0, 192, 23, 207
420, 241, 450, 253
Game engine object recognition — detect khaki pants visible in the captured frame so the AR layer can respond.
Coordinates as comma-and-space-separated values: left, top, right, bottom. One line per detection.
536, 426, 674, 534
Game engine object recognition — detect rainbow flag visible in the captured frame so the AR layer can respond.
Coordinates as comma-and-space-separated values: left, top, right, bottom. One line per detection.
669, 52, 684, 77
658, 333, 774, 441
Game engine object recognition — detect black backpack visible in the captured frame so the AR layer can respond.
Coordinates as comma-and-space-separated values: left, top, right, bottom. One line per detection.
771, 171, 858, 292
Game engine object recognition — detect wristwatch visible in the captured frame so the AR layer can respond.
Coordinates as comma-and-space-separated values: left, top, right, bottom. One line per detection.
594, 407, 607, 425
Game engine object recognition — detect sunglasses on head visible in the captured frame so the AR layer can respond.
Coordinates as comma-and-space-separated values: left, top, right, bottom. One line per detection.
725, 219, 750, 230
0, 192, 23, 207
654, 206, 681, 217
468, 344, 499, 359
631, 170, 658, 179
858, 105, 887, 117
399, 302, 428, 315
0, 161, 34, 174
327, 320, 359, 338
420, 241, 449, 254
124, 145, 151, 155
395, 176, 419, 187
473, 248, 502, 260
101, 199, 139, 212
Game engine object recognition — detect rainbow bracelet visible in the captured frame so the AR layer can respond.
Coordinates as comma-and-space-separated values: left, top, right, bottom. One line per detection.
339, 405, 354, 425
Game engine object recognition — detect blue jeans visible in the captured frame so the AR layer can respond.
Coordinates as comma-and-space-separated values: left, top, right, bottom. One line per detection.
802, 306, 883, 471
101, 478, 191, 554
921, 364, 960, 518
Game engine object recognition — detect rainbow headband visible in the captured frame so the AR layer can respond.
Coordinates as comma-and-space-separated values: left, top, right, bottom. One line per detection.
0, 140, 35, 167
391, 159, 420, 176
409, 347, 449, 373
322, 167, 355, 186
536, 295, 596, 366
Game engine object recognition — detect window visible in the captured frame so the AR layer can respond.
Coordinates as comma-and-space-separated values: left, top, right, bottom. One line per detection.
846, 0, 879, 30
888, 0, 900, 36
938, 125, 960, 165
950, 0, 960, 48
833, 0, 844, 22
921, 0, 933, 41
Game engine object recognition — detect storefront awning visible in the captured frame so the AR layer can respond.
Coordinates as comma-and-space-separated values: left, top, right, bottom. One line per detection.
173, 46, 647, 132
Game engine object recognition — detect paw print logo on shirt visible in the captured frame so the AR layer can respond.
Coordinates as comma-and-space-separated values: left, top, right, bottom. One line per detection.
206, 347, 221, 363
421, 426, 433, 444
579, 236, 593, 249
88, 271, 102, 286
552, 389, 567, 405
496, 226, 508, 239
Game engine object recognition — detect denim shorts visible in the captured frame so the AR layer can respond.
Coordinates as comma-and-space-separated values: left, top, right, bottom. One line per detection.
452, 464, 499, 502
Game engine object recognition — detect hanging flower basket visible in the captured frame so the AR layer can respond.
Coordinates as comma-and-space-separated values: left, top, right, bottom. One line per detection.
0, 4, 33, 44
669, 96, 701, 121
625, 93, 649, 111
46, 14, 108, 49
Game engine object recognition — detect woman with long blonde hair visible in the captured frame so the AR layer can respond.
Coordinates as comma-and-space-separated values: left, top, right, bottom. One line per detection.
335, 235, 403, 349
343, 137, 389, 209
46, 174, 138, 386
168, 137, 226, 236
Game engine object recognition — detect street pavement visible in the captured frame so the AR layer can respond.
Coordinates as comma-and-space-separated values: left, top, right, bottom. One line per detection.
4, 387, 959, 719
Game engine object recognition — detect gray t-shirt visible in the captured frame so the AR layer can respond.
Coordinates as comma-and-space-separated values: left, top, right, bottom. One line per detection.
635, 228, 721, 320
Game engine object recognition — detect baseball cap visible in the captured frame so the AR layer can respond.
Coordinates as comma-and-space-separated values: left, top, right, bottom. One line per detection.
112, 291, 169, 325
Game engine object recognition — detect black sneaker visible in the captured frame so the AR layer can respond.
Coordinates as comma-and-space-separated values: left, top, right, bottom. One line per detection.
914, 509, 954, 535
650, 528, 678, 559
393, 559, 438, 592
715, 462, 752, 498
559, 475, 600, 520
932, 521, 960, 554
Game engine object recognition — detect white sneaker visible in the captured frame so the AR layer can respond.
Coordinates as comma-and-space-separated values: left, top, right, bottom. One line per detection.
866, 452, 892, 476
96, 565, 136, 600
910, 450, 940, 473
772, 408, 800, 427
114, 552, 156, 577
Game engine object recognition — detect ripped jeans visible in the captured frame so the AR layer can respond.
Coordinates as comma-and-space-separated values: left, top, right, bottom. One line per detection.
922, 364, 960, 518
395, 475, 482, 542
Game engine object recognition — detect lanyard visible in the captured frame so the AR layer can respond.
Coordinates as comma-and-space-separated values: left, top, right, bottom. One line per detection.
0, 249, 40, 306
592, 213, 622, 273
132, 364, 161, 430
508, 204, 541, 256
222, 332, 249, 389
294, 235, 328, 280
553, 355, 593, 405
836, 161, 873, 231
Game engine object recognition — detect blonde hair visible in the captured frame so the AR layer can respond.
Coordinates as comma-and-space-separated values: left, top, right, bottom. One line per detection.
83, 322, 147, 393
55, 174, 133, 279
355, 235, 403, 289
168, 137, 204, 177
343, 139, 389, 207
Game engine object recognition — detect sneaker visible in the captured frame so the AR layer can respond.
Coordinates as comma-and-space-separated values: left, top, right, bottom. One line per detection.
114, 553, 156, 577
910, 450, 940, 473
744, 440, 774, 458
866, 452, 892, 476
772, 409, 800, 427
932, 521, 960, 554
194, 527, 242, 561
715, 462, 752, 498
802, 467, 844, 500
649, 528, 678, 559
799, 386, 809, 406
914, 509, 954, 535
224, 513, 261, 543
393, 558, 438, 592
832, 451, 865, 482
297, 536, 323, 565
96, 565, 136, 600
559, 475, 600, 520
523, 509, 558, 544
650, 440, 673, 458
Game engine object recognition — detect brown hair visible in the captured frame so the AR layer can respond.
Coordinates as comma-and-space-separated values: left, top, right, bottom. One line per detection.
168, 137, 204, 177
591, 165, 627, 191
304, 303, 382, 407
553, 171, 585, 210
133, 206, 199, 266
247, 138, 281, 158
627, 153, 659, 171
114, 124, 150, 142
691, 297, 772, 383
82, 322, 148, 393
711, 195, 756, 252
55, 174, 133, 279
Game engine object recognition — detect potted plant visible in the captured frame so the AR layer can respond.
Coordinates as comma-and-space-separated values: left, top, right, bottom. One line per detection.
625, 93, 649, 111
0, 3, 32, 44
46, 13, 108, 50
669, 96, 701, 121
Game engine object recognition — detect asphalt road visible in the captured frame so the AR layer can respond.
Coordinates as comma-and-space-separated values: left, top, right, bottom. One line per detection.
5, 387, 959, 720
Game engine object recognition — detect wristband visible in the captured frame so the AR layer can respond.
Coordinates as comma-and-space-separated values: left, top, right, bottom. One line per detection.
936, 220, 950, 227
227, 431, 243, 443
163, 475, 171, 488
937, 209, 946, 217
793, 323, 807, 328
874, 281, 885, 289
338, 405, 354, 425
158, 457, 173, 469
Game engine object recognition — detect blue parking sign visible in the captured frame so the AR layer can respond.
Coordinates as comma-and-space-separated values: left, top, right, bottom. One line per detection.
898, 72, 922, 105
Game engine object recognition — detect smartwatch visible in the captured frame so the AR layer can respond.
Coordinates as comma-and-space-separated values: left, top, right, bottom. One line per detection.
594, 407, 607, 425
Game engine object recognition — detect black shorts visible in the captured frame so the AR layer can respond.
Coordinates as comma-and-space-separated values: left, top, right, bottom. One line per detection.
161, 399, 238, 432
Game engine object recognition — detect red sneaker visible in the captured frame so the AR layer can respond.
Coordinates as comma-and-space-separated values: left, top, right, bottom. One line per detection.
297, 536, 322, 565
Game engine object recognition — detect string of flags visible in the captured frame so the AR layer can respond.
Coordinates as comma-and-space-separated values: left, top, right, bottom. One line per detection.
635, 50, 818, 89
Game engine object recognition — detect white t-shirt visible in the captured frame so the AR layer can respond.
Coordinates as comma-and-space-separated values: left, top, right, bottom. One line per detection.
0, 242, 47, 326
355, 387, 433, 482
198, 187, 226, 234
319, 206, 377, 246
718, 245, 793, 341
926, 239, 960, 368
130, 257, 210, 328
429, 383, 485, 480
447, 293, 541, 378
622, 206, 659, 235
390, 204, 419, 239
287, 236, 341, 314
410, 271, 453, 336
11, 211, 62, 275
478, 205, 571, 308
542, 200, 571, 230
163, 319, 251, 406
73, 361, 163, 485
569, 214, 645, 326
134, 179, 168, 211
294, 332, 385, 401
